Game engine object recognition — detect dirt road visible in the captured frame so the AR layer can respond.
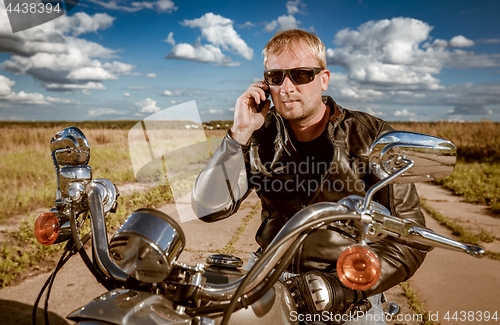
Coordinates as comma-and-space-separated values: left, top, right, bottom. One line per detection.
1, 184, 499, 324
409, 183, 500, 325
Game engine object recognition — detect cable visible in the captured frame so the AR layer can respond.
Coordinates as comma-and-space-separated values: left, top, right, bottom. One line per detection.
32, 234, 87, 325
32, 249, 70, 325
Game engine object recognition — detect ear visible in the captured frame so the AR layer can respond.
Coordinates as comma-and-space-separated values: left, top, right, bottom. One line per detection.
321, 69, 330, 92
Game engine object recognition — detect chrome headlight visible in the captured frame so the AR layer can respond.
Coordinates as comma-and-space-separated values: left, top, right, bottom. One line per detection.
110, 209, 185, 283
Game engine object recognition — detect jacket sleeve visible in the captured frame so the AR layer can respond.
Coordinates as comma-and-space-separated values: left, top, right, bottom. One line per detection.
191, 132, 253, 222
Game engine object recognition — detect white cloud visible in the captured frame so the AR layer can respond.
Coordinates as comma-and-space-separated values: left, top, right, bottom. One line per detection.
46, 96, 74, 104
331, 17, 500, 81
264, 0, 305, 33
237, 22, 254, 29
45, 82, 107, 90
51, 12, 115, 36
89, 108, 122, 116
286, 0, 303, 15
136, 98, 160, 113
264, 20, 278, 33
147, 73, 157, 78
88, 0, 177, 13
163, 90, 173, 96
449, 35, 475, 47
87, 0, 141, 12
431, 35, 475, 48
167, 40, 240, 67
124, 92, 131, 97
6, 90, 46, 104
277, 15, 300, 31
153, 0, 177, 13
0, 8, 137, 90
325, 17, 500, 93
0, 12, 116, 56
265, 15, 301, 32
0, 75, 14, 96
165, 32, 175, 46
208, 108, 223, 114
67, 66, 118, 80
365, 106, 386, 116
179, 13, 254, 61
82, 89, 92, 95
103, 61, 138, 75
394, 109, 416, 117
0, 74, 52, 104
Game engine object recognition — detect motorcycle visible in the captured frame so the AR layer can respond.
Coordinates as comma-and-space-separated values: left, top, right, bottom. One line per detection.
32, 126, 485, 325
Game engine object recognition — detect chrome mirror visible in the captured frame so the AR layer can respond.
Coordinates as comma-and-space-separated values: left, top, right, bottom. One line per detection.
369, 131, 456, 183
50, 127, 90, 166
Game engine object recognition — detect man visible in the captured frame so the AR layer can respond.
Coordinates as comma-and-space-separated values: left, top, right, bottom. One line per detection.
192, 30, 426, 324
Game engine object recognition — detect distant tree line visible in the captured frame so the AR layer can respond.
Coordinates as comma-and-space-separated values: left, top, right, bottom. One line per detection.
202, 120, 233, 130
0, 120, 234, 130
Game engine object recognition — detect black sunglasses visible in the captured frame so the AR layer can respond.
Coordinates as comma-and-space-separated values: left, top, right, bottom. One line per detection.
264, 67, 323, 86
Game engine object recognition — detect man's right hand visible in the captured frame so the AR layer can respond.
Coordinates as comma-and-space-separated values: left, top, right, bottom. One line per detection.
230, 81, 271, 145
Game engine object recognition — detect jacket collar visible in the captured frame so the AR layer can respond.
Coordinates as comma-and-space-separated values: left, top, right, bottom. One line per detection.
265, 96, 342, 161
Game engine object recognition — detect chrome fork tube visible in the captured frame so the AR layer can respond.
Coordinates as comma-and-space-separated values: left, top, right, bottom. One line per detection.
88, 186, 128, 282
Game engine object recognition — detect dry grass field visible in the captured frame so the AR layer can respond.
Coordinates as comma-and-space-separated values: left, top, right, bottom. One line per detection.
0, 121, 498, 222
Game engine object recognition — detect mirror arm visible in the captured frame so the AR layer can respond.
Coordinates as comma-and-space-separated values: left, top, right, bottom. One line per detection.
363, 158, 414, 211
51, 150, 62, 200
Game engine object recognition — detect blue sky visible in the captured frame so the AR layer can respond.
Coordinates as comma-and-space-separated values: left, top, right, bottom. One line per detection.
0, 0, 499, 122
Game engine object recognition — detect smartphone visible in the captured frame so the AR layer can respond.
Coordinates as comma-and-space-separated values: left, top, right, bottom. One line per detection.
257, 88, 271, 112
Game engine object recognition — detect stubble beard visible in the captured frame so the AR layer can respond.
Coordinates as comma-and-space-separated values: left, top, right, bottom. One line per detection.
277, 98, 320, 123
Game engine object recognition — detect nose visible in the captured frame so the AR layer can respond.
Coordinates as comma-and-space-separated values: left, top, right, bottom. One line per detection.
280, 74, 296, 95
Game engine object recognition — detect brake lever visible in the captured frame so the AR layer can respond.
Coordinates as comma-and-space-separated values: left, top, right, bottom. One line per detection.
367, 213, 485, 258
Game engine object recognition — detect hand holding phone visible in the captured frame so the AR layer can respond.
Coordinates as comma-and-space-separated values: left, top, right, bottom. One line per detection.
257, 88, 271, 112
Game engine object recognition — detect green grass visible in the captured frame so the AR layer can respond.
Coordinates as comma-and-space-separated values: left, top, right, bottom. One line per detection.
0, 217, 63, 287
400, 281, 439, 325
434, 161, 500, 214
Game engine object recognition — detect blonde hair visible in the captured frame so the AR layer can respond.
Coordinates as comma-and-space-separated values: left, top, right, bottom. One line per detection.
263, 29, 326, 69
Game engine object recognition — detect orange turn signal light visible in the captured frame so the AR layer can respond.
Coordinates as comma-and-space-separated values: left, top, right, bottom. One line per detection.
337, 246, 381, 290
34, 212, 59, 245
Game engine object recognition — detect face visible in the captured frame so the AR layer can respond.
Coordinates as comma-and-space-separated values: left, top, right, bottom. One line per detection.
266, 41, 330, 122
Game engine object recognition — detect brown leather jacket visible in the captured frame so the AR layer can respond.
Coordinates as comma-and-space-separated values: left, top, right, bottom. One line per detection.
192, 96, 426, 296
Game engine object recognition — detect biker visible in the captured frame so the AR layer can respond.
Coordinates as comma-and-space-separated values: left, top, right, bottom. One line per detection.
191, 29, 426, 325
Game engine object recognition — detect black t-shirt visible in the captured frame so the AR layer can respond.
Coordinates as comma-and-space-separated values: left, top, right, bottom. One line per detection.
291, 129, 333, 185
